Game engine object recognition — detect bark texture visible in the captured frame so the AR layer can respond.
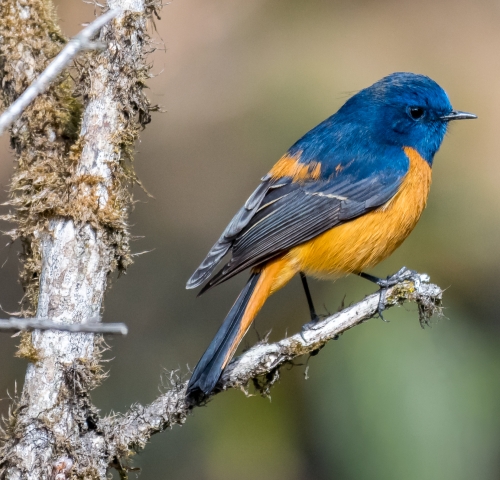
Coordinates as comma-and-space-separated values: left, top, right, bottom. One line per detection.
0, 9, 120, 135
0, 0, 158, 478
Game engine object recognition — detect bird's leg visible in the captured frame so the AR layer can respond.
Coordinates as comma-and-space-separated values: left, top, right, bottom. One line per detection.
300, 272, 319, 323
357, 267, 419, 321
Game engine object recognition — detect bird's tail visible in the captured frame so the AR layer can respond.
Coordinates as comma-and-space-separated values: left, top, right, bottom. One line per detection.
186, 271, 261, 402
186, 260, 289, 402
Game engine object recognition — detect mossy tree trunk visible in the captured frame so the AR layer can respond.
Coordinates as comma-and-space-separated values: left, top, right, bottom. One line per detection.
0, 0, 157, 478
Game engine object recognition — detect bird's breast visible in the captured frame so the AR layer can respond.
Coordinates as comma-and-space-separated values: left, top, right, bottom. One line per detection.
288, 146, 432, 277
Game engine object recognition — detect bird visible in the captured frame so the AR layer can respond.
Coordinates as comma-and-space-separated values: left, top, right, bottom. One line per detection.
185, 72, 476, 400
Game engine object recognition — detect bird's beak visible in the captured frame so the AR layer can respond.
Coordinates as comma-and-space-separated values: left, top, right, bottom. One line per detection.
440, 110, 477, 121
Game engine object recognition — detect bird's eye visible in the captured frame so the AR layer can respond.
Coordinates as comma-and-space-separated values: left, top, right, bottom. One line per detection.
408, 106, 425, 120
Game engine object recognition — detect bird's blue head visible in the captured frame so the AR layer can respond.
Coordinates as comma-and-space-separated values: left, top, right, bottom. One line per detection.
338, 72, 476, 165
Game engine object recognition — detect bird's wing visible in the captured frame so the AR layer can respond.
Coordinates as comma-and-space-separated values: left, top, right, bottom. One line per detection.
187, 150, 409, 292
185, 175, 276, 289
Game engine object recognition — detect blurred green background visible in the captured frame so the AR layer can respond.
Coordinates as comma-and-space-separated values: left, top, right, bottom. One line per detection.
0, 0, 499, 478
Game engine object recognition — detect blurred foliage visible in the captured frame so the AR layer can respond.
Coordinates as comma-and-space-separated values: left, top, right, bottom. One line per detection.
0, 0, 499, 478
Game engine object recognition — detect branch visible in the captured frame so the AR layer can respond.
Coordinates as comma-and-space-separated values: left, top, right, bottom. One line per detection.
0, 317, 127, 335
0, 8, 120, 136
102, 274, 443, 458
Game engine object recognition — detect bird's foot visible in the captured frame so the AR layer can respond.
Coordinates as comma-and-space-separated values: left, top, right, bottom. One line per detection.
300, 312, 330, 339
375, 267, 419, 288
360, 267, 421, 321
302, 313, 320, 331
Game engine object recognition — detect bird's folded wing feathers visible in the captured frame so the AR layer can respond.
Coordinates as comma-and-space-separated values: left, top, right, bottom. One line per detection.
185, 175, 275, 289
187, 158, 408, 292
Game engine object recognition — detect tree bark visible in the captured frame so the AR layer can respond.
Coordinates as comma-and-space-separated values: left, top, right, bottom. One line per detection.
0, 0, 156, 477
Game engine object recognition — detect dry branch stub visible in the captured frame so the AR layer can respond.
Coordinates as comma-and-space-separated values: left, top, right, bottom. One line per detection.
0, 317, 128, 334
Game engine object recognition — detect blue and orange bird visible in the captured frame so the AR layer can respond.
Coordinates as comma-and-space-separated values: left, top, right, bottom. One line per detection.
185, 72, 476, 400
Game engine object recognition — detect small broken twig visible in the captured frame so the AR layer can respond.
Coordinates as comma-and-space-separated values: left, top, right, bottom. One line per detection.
0, 8, 121, 135
0, 317, 127, 335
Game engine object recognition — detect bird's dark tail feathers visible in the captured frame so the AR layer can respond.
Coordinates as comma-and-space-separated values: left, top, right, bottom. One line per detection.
186, 271, 262, 403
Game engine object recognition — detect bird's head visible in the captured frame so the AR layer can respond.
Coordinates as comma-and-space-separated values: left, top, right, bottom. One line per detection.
339, 72, 476, 164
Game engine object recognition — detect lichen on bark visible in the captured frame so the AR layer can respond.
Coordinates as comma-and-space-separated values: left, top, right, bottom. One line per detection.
0, 0, 82, 316
0, 0, 161, 477
0, 0, 157, 318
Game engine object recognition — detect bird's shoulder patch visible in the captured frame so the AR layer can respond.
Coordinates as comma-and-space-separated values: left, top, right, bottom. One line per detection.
269, 152, 321, 182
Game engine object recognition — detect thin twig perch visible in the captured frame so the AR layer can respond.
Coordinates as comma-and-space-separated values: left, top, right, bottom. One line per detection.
220, 274, 441, 390
0, 8, 121, 136
101, 274, 443, 459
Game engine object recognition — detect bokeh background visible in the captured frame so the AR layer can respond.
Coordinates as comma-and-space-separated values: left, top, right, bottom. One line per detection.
0, 0, 499, 478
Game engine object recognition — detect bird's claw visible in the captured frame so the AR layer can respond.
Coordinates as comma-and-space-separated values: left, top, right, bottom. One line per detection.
300, 313, 326, 340
377, 289, 388, 321
375, 266, 419, 288
375, 267, 420, 321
